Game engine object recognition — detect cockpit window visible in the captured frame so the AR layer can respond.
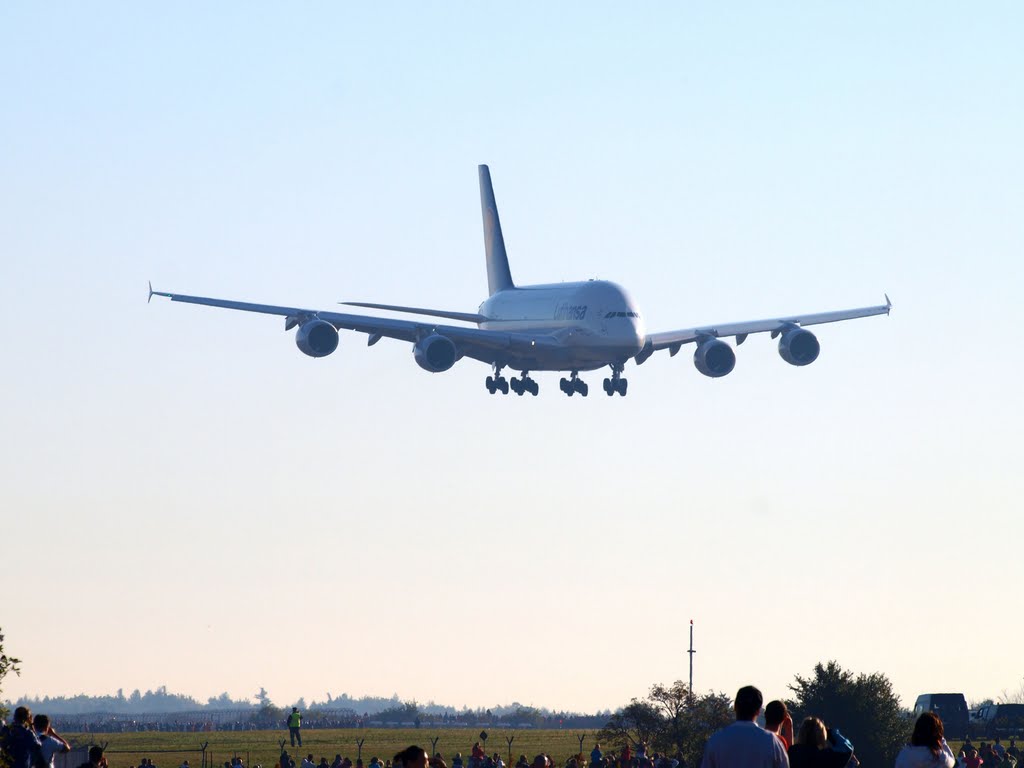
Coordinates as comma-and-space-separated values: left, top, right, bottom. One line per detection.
606, 311, 640, 319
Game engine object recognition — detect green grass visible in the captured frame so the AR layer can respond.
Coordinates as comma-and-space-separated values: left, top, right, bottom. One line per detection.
65, 729, 601, 768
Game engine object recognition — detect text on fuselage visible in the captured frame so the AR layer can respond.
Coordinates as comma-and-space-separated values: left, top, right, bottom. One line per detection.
554, 303, 588, 321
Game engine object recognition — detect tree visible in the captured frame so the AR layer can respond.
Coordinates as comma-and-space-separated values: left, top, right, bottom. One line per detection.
0, 627, 21, 722
788, 660, 906, 768
598, 683, 732, 767
598, 699, 665, 750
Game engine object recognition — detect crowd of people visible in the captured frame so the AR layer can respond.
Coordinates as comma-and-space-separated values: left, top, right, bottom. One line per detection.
7, 694, 1024, 768
699, 684, 1018, 768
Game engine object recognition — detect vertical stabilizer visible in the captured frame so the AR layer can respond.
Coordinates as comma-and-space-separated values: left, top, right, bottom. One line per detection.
479, 165, 515, 295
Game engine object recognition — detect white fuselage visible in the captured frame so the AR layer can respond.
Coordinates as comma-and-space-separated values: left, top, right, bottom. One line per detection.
474, 280, 645, 372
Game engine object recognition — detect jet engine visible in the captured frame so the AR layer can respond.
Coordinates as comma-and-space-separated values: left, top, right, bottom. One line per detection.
693, 338, 736, 378
778, 327, 820, 366
413, 334, 458, 372
295, 319, 339, 358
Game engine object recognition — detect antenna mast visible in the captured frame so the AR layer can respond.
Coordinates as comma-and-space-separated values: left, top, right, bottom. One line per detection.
688, 619, 696, 696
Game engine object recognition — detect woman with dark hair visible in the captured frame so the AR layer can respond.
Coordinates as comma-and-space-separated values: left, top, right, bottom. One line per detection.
392, 748, 447, 768
787, 716, 855, 768
894, 712, 956, 768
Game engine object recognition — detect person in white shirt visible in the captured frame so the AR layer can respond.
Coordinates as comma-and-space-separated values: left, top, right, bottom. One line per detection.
894, 713, 955, 768
33, 715, 71, 768
701, 686, 789, 768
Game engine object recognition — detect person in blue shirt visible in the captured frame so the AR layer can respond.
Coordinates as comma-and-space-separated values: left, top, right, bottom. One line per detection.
4, 707, 45, 768
591, 745, 603, 768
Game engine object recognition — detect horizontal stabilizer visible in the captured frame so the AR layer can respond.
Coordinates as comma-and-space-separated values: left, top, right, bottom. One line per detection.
340, 301, 487, 324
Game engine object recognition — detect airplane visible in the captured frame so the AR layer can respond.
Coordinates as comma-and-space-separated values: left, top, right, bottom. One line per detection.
150, 165, 891, 397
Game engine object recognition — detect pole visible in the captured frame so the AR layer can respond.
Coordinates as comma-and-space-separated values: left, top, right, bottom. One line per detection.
687, 619, 695, 697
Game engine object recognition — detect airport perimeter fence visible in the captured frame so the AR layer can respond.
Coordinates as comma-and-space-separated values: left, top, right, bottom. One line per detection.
90, 742, 246, 768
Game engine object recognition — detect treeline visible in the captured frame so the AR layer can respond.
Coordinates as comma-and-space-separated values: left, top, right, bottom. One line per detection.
7, 686, 610, 725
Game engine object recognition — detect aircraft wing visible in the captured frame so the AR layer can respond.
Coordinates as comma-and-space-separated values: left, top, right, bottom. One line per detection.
637, 296, 891, 362
148, 286, 560, 360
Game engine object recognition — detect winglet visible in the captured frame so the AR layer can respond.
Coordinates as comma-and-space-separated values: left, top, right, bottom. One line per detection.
884, 293, 892, 314
148, 281, 154, 304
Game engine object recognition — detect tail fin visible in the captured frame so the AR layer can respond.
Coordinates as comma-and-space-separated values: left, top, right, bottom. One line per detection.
479, 164, 515, 295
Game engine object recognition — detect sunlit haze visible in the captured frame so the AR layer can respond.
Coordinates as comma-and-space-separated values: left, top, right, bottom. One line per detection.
2, 2, 1023, 713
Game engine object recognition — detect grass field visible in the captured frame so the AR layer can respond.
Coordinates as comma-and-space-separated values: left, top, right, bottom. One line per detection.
65, 729, 601, 768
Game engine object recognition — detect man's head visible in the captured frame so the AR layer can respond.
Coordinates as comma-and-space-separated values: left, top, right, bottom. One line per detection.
393, 747, 428, 768
89, 747, 105, 766
293, 708, 299, 713
531, 756, 548, 768
763, 700, 788, 730
33, 714, 51, 732
733, 686, 763, 721
14, 706, 32, 725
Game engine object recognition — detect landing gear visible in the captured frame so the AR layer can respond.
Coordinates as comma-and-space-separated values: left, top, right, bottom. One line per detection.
510, 373, 539, 396
487, 366, 536, 396
602, 364, 628, 396
485, 373, 509, 395
559, 371, 588, 397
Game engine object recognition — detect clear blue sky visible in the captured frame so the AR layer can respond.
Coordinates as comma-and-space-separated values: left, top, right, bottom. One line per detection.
2, 2, 1022, 712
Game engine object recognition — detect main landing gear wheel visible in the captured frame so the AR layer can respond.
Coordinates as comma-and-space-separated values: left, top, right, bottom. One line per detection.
511, 374, 539, 396
559, 372, 588, 397
486, 375, 510, 395
603, 365, 628, 396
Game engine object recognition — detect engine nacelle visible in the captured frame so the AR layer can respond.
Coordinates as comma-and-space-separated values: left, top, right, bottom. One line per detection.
694, 338, 736, 378
295, 319, 339, 358
778, 327, 820, 366
413, 334, 458, 372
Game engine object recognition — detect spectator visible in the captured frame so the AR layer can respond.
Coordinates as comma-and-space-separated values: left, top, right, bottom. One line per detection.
786, 717, 853, 768
764, 701, 795, 751
281, 751, 291, 768
332, 757, 344, 768
392, 747, 446, 768
894, 712, 955, 768
288, 709, 303, 748
996, 741, 1006, 760
492, 754, 504, 768
515, 756, 528, 768
1010, 741, 1020, 760
369, 759, 381, 768
301, 754, 315, 768
78, 746, 107, 768
530, 757, 548, 768
4, 706, 45, 768
700, 685, 789, 768
591, 745, 603, 768
33, 714, 71, 768
320, 759, 330, 768
453, 755, 464, 768
962, 747, 982, 768
180, 761, 191, 768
